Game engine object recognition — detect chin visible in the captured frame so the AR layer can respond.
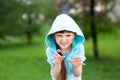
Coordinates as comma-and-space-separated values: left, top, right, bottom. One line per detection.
61, 47, 69, 49
59, 45, 69, 49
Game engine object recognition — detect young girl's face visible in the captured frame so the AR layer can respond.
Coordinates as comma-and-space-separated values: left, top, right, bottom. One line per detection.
54, 31, 75, 51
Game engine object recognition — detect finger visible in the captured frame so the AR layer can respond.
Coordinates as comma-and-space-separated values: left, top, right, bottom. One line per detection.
69, 59, 73, 63
52, 54, 58, 60
54, 53, 61, 58
54, 53, 58, 56
74, 57, 82, 61
57, 53, 64, 59
74, 57, 81, 61
82, 63, 86, 66
56, 53, 61, 57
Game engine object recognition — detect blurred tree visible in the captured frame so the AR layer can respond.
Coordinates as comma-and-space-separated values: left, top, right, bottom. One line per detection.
90, 0, 99, 59
19, 0, 42, 44
0, 0, 55, 45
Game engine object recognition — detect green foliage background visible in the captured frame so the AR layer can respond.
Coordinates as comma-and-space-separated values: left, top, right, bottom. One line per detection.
0, 0, 120, 80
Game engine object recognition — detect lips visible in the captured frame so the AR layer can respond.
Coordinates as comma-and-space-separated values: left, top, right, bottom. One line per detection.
59, 43, 68, 48
60, 43, 67, 46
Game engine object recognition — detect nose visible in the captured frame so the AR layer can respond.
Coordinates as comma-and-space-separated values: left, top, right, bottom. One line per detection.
61, 37, 68, 42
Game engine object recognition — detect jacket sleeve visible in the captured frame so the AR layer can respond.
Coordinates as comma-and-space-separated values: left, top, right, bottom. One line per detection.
46, 48, 55, 66
79, 44, 86, 62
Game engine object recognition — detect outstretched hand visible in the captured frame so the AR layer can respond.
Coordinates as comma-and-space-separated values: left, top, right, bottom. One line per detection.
69, 56, 83, 68
52, 53, 64, 64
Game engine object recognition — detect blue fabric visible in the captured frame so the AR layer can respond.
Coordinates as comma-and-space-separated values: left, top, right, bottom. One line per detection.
45, 14, 86, 80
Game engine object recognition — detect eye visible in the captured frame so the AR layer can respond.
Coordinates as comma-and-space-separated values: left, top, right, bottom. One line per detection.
56, 34, 63, 37
66, 34, 71, 37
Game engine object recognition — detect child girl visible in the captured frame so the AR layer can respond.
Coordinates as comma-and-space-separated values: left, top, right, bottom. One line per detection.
45, 14, 86, 80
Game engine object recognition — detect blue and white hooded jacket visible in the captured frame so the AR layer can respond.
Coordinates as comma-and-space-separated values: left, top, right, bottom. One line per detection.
45, 14, 86, 80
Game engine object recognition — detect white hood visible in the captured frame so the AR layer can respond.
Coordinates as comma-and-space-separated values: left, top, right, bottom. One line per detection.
45, 14, 85, 50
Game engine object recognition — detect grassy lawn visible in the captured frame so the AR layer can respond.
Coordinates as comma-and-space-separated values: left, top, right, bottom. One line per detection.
0, 28, 120, 80
83, 33, 120, 80
0, 34, 51, 80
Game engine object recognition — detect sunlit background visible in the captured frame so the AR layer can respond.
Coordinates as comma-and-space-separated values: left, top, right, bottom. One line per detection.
0, 0, 120, 80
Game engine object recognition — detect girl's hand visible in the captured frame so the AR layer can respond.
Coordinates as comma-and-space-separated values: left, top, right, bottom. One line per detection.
69, 56, 83, 68
53, 53, 64, 64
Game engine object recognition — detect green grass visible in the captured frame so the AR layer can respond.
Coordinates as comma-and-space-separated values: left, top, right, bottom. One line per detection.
0, 30, 120, 80
83, 33, 120, 80
0, 34, 51, 80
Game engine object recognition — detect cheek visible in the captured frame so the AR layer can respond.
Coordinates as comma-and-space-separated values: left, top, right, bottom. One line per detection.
55, 37, 61, 43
